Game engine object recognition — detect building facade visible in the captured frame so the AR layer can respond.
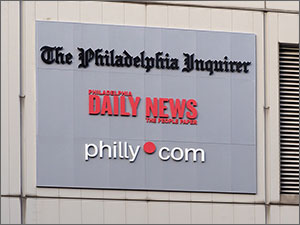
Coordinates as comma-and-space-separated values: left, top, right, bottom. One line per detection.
1, 1, 299, 224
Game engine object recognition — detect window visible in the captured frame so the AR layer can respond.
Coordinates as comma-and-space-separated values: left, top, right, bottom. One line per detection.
279, 43, 299, 194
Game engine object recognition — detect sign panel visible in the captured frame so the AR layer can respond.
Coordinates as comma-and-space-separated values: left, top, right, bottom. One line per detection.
36, 21, 256, 193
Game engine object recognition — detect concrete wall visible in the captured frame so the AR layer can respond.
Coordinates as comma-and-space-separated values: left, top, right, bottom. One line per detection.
1, 1, 299, 224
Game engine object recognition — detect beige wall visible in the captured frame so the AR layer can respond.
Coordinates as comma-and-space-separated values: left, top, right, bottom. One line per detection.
266, 11, 299, 205
1, 1, 299, 224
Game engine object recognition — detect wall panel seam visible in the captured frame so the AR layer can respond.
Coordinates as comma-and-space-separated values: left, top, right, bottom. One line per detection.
116, 1, 299, 15
3, 194, 297, 205
5, 195, 300, 207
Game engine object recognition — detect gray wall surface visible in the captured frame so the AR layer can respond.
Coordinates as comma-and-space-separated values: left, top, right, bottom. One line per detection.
36, 21, 256, 193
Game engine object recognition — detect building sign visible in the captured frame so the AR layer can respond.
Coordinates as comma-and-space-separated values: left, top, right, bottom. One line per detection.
36, 21, 256, 193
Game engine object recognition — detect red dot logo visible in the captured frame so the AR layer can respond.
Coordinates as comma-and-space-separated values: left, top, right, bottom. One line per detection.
143, 142, 156, 154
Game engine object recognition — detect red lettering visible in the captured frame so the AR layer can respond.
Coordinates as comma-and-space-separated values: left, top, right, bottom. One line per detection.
101, 96, 112, 115
120, 96, 130, 116
159, 98, 169, 118
113, 96, 119, 116
129, 96, 141, 117
146, 97, 158, 117
89, 95, 100, 114
169, 98, 186, 119
186, 99, 198, 119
